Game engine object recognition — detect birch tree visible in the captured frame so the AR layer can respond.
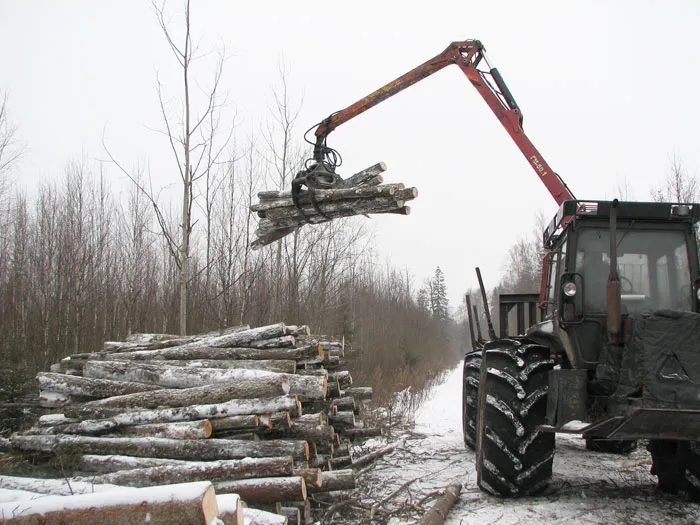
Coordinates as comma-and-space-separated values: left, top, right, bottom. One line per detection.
105, 1, 232, 335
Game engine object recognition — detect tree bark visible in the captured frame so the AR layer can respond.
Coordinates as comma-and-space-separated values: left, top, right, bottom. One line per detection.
339, 161, 387, 187
326, 378, 341, 398
418, 483, 462, 525
349, 444, 395, 469
292, 467, 323, 490
209, 415, 264, 432
343, 386, 373, 400
203, 322, 287, 347
0, 475, 122, 496
294, 413, 324, 425
275, 504, 301, 525
38, 391, 70, 408
83, 360, 284, 389
85, 457, 294, 488
0, 481, 218, 525
294, 368, 327, 377
215, 476, 306, 503
306, 469, 355, 493
70, 376, 290, 414
60, 395, 301, 434
88, 343, 322, 362
341, 427, 383, 439
329, 371, 352, 389
332, 397, 355, 412
102, 334, 197, 352
134, 358, 297, 374
10, 434, 309, 461
36, 372, 162, 398
288, 374, 327, 401
108, 420, 212, 440
78, 454, 191, 474
267, 421, 335, 443
106, 324, 285, 355
83, 361, 325, 399
284, 325, 310, 336
253, 183, 403, 212
246, 335, 295, 348
257, 198, 407, 233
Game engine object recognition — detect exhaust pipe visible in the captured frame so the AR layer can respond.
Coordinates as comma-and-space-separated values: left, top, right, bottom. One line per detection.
607, 199, 622, 345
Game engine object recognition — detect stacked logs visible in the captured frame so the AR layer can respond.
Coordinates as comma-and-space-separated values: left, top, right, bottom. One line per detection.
250, 162, 418, 249
5, 323, 378, 524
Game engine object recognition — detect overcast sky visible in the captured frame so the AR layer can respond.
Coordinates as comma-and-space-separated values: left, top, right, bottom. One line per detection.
2, 1, 699, 309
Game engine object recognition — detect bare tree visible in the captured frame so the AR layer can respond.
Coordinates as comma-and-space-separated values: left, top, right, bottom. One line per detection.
652, 153, 698, 203
0, 92, 25, 285
0, 91, 24, 190
262, 64, 305, 321
151, 0, 233, 335
105, 1, 231, 335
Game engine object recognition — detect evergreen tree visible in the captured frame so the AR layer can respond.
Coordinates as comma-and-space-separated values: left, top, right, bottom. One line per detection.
417, 283, 430, 313
430, 267, 449, 320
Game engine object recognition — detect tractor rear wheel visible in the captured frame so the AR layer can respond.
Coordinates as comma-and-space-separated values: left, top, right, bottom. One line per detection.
585, 437, 638, 454
462, 350, 481, 450
475, 338, 555, 497
648, 439, 700, 501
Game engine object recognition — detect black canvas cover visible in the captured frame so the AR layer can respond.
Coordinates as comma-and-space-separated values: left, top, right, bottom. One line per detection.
615, 310, 700, 404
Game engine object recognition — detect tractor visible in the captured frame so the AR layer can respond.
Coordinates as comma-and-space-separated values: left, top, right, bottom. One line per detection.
292, 39, 700, 499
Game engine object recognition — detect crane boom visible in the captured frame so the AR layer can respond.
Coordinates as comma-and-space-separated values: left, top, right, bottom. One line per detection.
305, 39, 575, 206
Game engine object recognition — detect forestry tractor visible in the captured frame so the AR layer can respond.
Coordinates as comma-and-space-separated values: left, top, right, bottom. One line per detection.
293, 40, 700, 500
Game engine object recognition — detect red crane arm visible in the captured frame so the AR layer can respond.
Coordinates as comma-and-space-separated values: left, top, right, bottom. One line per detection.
311, 40, 575, 205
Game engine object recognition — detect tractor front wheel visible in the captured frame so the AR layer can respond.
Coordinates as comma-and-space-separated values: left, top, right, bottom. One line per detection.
475, 338, 555, 497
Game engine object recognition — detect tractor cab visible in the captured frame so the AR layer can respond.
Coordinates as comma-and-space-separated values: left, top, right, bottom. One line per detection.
535, 200, 700, 369
522, 200, 700, 443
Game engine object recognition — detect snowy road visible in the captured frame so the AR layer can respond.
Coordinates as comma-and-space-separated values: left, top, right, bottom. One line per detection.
352, 365, 700, 524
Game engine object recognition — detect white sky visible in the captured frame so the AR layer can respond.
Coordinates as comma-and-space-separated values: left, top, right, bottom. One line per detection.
2, 1, 699, 310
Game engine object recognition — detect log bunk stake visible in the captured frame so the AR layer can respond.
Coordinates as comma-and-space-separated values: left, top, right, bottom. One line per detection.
3, 323, 381, 524
250, 162, 418, 249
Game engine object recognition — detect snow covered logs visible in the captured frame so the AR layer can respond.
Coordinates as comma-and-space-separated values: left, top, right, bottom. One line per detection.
250, 162, 418, 249
11, 323, 373, 521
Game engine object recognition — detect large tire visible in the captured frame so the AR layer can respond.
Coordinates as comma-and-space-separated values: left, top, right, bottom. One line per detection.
476, 338, 556, 497
585, 437, 637, 454
462, 350, 481, 450
648, 439, 700, 501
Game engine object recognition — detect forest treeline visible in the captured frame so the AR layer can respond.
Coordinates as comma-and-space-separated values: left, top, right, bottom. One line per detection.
0, 158, 462, 377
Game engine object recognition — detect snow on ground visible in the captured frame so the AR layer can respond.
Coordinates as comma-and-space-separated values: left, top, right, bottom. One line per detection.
352, 364, 700, 524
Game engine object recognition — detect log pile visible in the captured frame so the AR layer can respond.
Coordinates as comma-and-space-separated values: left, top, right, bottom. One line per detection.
250, 162, 418, 249
4, 323, 382, 524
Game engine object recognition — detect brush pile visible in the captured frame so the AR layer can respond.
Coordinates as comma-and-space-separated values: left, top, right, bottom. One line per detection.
250, 162, 418, 249
2, 323, 381, 524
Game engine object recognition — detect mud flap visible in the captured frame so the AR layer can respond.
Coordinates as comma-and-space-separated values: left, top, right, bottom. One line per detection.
546, 369, 587, 427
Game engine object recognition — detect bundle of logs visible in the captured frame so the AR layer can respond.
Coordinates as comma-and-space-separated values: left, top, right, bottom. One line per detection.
2, 323, 382, 524
250, 162, 418, 249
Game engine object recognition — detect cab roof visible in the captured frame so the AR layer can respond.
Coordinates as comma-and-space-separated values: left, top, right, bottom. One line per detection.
543, 200, 700, 248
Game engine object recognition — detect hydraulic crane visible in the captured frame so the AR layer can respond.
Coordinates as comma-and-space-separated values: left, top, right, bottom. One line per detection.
294, 39, 575, 207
